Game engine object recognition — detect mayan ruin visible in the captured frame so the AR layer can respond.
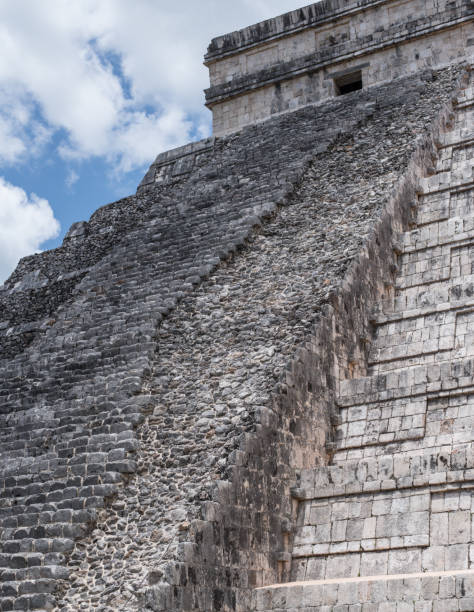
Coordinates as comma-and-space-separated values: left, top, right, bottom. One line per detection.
1, 0, 473, 610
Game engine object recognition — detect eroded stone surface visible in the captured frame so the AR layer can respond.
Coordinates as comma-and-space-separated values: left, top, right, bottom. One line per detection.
255, 70, 474, 612
58, 70, 465, 611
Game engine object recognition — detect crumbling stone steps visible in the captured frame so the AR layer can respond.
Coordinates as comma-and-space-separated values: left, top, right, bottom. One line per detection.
293, 443, 474, 501
252, 70, 474, 609
253, 570, 474, 611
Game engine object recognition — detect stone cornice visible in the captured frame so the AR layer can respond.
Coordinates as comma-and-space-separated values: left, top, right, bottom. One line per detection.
205, 6, 473, 107
205, 0, 395, 64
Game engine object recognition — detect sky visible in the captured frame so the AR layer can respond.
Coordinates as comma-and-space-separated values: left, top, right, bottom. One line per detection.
0, 0, 310, 285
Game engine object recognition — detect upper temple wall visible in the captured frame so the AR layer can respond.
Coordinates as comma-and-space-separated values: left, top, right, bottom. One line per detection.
204, 0, 474, 135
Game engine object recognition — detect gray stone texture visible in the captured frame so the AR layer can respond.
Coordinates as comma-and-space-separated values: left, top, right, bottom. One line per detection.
254, 66, 474, 612
0, 1, 473, 610
0, 66, 466, 611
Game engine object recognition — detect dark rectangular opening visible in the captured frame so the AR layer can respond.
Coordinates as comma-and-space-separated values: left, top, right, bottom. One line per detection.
335, 70, 363, 96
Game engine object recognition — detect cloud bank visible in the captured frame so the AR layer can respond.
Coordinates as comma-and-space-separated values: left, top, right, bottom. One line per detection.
0, 0, 305, 172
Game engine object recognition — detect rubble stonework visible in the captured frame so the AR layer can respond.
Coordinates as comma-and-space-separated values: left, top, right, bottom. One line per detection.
0, 2, 473, 612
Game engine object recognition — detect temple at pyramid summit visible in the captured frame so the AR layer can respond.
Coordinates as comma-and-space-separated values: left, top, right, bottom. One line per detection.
0, 1, 473, 610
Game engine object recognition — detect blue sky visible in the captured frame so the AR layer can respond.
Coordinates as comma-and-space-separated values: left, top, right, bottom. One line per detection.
0, 0, 308, 284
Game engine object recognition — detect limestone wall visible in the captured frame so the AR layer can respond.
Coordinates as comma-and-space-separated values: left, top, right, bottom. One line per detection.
204, 0, 473, 134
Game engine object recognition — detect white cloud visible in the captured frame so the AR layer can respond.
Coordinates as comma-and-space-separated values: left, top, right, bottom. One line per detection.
0, 0, 306, 173
65, 169, 79, 189
0, 177, 60, 284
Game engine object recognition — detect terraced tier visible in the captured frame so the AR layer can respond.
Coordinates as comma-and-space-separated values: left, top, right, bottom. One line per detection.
252, 74, 474, 611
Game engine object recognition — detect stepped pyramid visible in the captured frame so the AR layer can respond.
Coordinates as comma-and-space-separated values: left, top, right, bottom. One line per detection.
0, 1, 473, 610
254, 74, 474, 612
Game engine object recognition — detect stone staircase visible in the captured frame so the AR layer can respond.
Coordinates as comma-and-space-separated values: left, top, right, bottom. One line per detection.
252, 79, 474, 609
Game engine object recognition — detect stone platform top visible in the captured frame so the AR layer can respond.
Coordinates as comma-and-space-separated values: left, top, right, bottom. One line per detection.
205, 0, 378, 61
204, 0, 473, 134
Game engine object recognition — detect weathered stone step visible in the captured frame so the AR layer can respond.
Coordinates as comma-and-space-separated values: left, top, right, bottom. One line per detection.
455, 84, 474, 105
0, 592, 55, 611
0, 520, 90, 543
0, 539, 74, 555
395, 241, 474, 291
291, 467, 474, 576
292, 444, 474, 501
371, 296, 474, 326
252, 569, 474, 611
0, 483, 118, 514
0, 468, 123, 500
338, 357, 474, 407
419, 169, 473, 197
329, 372, 474, 454
0, 560, 69, 582
0, 579, 56, 600
336, 395, 474, 456
291, 486, 474, 576
366, 307, 474, 373
436, 137, 474, 174
367, 309, 467, 368
399, 206, 474, 254
439, 109, 474, 146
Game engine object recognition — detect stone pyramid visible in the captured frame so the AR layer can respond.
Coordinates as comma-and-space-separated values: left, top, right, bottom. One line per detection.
0, 1, 473, 610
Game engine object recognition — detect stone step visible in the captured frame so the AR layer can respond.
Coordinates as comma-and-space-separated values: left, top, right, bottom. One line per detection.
291, 482, 473, 573
0, 593, 55, 611
0, 561, 69, 582
334, 385, 474, 457
252, 569, 474, 611
0, 579, 56, 598
439, 109, 474, 146
395, 241, 474, 291
435, 137, 474, 173
399, 206, 474, 255
419, 172, 473, 197
338, 357, 474, 408
372, 296, 474, 327
291, 429, 474, 573
0, 539, 74, 555
367, 307, 474, 370
293, 444, 474, 501
0, 470, 123, 502
0, 521, 89, 544
455, 85, 474, 105
333, 368, 474, 458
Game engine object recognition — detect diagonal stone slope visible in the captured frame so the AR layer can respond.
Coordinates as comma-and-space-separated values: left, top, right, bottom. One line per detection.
0, 67, 467, 612
57, 69, 469, 611
254, 70, 474, 611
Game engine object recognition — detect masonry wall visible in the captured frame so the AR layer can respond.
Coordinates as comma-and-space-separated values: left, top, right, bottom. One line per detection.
204, 0, 473, 134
